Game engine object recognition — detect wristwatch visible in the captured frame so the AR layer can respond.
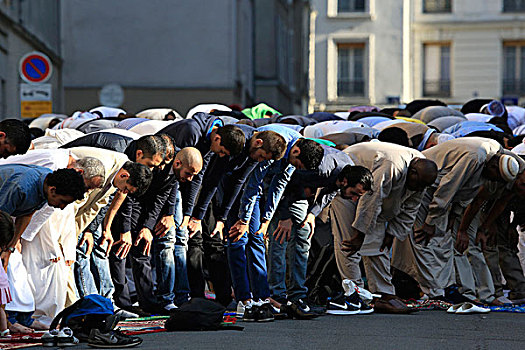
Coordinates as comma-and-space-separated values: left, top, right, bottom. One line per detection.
7, 247, 15, 253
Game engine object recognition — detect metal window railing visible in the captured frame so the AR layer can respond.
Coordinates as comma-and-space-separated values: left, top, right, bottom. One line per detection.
337, 0, 366, 13
502, 79, 525, 95
337, 79, 365, 97
503, 0, 525, 12
423, 79, 451, 97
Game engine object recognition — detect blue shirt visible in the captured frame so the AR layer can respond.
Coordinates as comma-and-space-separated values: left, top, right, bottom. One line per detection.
443, 121, 504, 138
0, 164, 51, 217
239, 125, 302, 222
117, 118, 149, 130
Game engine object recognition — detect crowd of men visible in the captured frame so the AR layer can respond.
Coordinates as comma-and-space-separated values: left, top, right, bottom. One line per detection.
1, 97, 525, 339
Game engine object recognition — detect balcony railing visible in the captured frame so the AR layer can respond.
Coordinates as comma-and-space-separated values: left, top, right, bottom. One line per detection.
423, 79, 451, 97
502, 79, 525, 95
337, 79, 365, 97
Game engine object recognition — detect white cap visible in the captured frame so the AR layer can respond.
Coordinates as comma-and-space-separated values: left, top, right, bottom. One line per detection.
499, 155, 520, 182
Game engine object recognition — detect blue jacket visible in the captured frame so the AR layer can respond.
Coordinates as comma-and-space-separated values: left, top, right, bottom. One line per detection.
0, 164, 51, 217
239, 125, 302, 222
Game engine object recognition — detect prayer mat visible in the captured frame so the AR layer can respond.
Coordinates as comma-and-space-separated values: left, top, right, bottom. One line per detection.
0, 333, 43, 349
117, 318, 167, 335
404, 299, 453, 311
487, 304, 525, 313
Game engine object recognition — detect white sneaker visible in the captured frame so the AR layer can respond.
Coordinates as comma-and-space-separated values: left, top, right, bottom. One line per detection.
236, 301, 245, 318
115, 308, 139, 319
164, 303, 178, 311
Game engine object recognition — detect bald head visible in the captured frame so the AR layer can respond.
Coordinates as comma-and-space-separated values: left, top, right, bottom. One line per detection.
406, 158, 438, 192
173, 147, 203, 182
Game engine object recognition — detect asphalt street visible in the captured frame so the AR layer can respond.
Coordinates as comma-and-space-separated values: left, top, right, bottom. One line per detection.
33, 310, 525, 350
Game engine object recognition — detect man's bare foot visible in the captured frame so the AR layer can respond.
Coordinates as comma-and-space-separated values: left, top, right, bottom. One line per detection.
30, 320, 49, 330
8, 322, 33, 334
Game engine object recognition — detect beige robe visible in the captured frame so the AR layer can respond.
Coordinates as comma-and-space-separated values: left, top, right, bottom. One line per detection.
392, 137, 502, 295
344, 142, 425, 256
68, 147, 129, 235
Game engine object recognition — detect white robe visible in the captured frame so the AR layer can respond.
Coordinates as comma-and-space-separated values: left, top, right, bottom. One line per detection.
21, 205, 77, 323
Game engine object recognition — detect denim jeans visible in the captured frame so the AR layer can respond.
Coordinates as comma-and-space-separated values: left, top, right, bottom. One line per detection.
268, 199, 311, 301
227, 197, 270, 301
75, 224, 114, 299
154, 189, 190, 306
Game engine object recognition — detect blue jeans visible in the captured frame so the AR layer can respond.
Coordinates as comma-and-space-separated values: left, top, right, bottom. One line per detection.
268, 199, 311, 301
227, 198, 270, 301
75, 224, 115, 299
7, 311, 34, 327
154, 190, 190, 306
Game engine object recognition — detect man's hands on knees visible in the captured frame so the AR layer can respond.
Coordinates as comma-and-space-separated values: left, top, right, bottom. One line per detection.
272, 219, 292, 244
211, 220, 225, 240
229, 220, 249, 242
188, 218, 202, 238
341, 229, 365, 255
78, 231, 94, 256
100, 228, 114, 257
134, 228, 153, 256
155, 215, 175, 238
302, 213, 316, 240
114, 231, 132, 259
414, 223, 435, 246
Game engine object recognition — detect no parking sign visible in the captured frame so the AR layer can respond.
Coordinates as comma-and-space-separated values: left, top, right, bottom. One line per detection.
19, 51, 52, 84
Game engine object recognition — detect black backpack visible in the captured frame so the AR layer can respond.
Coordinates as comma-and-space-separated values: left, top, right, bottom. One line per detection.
165, 298, 242, 331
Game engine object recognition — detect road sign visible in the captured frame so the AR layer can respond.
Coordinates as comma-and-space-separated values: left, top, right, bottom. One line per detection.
20, 83, 52, 118
19, 52, 52, 84
20, 83, 51, 101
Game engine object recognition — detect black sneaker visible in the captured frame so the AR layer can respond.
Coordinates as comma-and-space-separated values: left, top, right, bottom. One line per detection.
326, 293, 360, 315
88, 328, 142, 348
256, 302, 275, 322
358, 300, 374, 314
243, 303, 258, 322
287, 299, 319, 319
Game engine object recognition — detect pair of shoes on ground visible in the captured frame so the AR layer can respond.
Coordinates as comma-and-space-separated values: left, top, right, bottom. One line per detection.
373, 294, 417, 314
41, 327, 79, 347
88, 328, 143, 348
243, 300, 275, 322
447, 302, 490, 314
326, 291, 374, 315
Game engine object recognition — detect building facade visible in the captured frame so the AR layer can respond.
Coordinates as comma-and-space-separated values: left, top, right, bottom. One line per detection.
254, 0, 311, 114
311, 0, 525, 112
0, 0, 62, 119
61, 0, 255, 116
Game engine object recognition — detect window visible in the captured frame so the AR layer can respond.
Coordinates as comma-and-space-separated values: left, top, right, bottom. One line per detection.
423, 0, 451, 13
337, 0, 366, 13
504, 0, 525, 12
423, 43, 451, 97
337, 43, 365, 97
503, 42, 525, 95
